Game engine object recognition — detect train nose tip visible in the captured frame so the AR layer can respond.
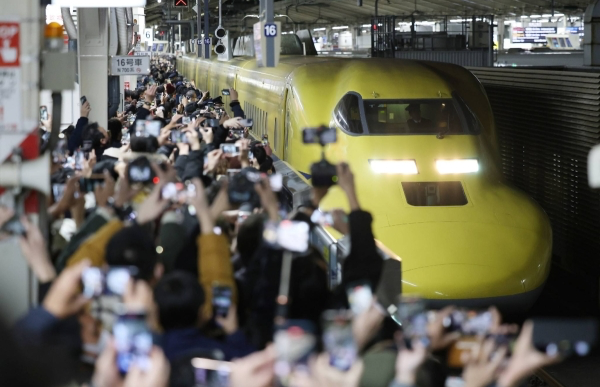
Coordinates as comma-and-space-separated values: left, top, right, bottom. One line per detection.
402, 264, 524, 300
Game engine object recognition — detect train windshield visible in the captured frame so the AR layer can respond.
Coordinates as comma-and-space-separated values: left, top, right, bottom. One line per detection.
333, 92, 482, 135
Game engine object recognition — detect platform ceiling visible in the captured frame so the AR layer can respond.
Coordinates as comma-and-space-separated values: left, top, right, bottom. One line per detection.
145, 0, 593, 28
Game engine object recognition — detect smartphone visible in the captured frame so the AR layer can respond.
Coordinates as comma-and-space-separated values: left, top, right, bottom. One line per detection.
182, 117, 191, 125
205, 118, 220, 127
79, 177, 104, 194
239, 118, 253, 127
161, 182, 196, 203
212, 285, 233, 318
135, 120, 162, 137
220, 143, 240, 156
52, 183, 66, 202
221, 89, 230, 96
80, 96, 87, 105
274, 320, 317, 387
269, 173, 283, 192
191, 358, 232, 386
393, 296, 430, 347
74, 151, 85, 170
443, 310, 494, 336
346, 282, 372, 315
302, 127, 337, 144
40, 106, 48, 121
322, 310, 357, 371
532, 318, 598, 357
81, 266, 139, 298
170, 130, 188, 143
310, 210, 334, 227
276, 220, 310, 253
0, 214, 26, 236
113, 312, 153, 374
127, 156, 155, 185
172, 108, 177, 115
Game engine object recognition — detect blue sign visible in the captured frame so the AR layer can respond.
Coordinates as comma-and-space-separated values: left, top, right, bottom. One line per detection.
197, 39, 202, 45
204, 38, 211, 45
264, 23, 277, 37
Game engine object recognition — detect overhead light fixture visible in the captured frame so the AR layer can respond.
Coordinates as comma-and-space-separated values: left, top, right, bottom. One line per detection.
449, 19, 464, 23
520, 15, 528, 18
369, 160, 418, 174
542, 14, 553, 17
530, 14, 541, 18
332, 26, 349, 29
313, 27, 326, 31
362, 24, 371, 27
436, 159, 479, 174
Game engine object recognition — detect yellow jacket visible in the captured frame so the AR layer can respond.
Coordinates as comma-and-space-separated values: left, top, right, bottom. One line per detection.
198, 233, 237, 317
66, 219, 124, 268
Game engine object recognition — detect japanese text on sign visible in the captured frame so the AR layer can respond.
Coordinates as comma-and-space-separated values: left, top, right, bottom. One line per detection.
110, 56, 150, 75
512, 27, 557, 43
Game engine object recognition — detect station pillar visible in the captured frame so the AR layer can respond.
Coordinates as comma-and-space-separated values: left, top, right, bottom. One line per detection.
584, 0, 600, 66
77, 8, 109, 129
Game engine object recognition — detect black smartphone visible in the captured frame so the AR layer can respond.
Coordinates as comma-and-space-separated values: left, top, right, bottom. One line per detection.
170, 129, 188, 143
532, 318, 598, 357
127, 156, 155, 185
302, 127, 337, 144
274, 319, 317, 386
0, 214, 26, 236
212, 285, 232, 318
222, 89, 230, 96
205, 118, 220, 128
78, 177, 104, 194
114, 312, 153, 374
80, 96, 87, 105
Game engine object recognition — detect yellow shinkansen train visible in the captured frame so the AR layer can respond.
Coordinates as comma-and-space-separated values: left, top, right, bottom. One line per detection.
177, 54, 552, 311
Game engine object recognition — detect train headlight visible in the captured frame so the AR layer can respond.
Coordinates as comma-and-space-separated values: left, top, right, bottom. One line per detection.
369, 160, 418, 174
436, 159, 479, 174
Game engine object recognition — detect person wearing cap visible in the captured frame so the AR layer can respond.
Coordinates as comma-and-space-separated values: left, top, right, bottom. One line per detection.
405, 103, 433, 131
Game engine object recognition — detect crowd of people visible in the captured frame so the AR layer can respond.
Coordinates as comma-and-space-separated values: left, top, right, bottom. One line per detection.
0, 56, 567, 387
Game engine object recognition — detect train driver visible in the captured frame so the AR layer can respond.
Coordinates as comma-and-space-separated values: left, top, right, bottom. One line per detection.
406, 103, 433, 131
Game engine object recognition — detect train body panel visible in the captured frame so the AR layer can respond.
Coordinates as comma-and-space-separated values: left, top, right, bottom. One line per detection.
177, 55, 552, 309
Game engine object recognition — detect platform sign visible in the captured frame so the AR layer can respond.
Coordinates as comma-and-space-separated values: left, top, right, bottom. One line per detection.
144, 28, 152, 41
0, 20, 22, 136
133, 51, 151, 57
253, 21, 281, 67
110, 56, 150, 75
512, 27, 557, 43
203, 37, 211, 59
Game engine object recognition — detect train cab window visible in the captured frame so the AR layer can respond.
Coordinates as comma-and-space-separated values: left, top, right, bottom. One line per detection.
362, 99, 463, 135
402, 182, 468, 206
452, 92, 483, 134
334, 93, 364, 134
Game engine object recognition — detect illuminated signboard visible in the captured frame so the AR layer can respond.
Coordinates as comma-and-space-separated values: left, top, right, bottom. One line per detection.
512, 27, 557, 43
566, 26, 584, 37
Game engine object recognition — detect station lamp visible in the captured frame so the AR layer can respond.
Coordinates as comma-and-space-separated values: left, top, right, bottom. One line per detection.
174, 0, 188, 7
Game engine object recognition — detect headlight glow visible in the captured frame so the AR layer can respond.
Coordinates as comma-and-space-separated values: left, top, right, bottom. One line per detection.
369, 160, 418, 174
436, 159, 479, 174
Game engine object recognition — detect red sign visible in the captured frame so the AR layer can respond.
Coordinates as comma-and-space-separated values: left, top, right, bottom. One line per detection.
0, 21, 20, 67
124, 81, 130, 90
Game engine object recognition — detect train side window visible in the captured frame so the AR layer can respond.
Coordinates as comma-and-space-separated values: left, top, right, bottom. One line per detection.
333, 93, 364, 134
452, 92, 482, 135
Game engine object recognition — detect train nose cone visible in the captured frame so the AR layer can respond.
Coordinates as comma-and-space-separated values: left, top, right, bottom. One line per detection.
402, 264, 522, 300
376, 221, 551, 300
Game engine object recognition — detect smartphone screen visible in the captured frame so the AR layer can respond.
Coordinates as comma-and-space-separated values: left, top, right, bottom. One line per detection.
80, 96, 87, 105
82, 267, 104, 298
346, 282, 372, 315
113, 313, 153, 374
269, 173, 283, 192
161, 182, 195, 203
52, 184, 66, 202
182, 117, 191, 125
322, 310, 357, 371
276, 220, 309, 253
222, 89, 230, 96
274, 320, 316, 387
220, 143, 240, 156
170, 130, 188, 143
40, 106, 48, 121
302, 127, 337, 144
310, 210, 334, 227
212, 286, 232, 318
105, 266, 139, 296
191, 358, 232, 386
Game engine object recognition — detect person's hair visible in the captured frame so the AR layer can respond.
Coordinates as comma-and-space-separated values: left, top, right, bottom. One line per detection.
288, 247, 329, 323
259, 156, 274, 173
107, 118, 123, 143
252, 146, 267, 165
237, 214, 265, 267
82, 122, 105, 150
154, 271, 205, 330
105, 225, 158, 281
